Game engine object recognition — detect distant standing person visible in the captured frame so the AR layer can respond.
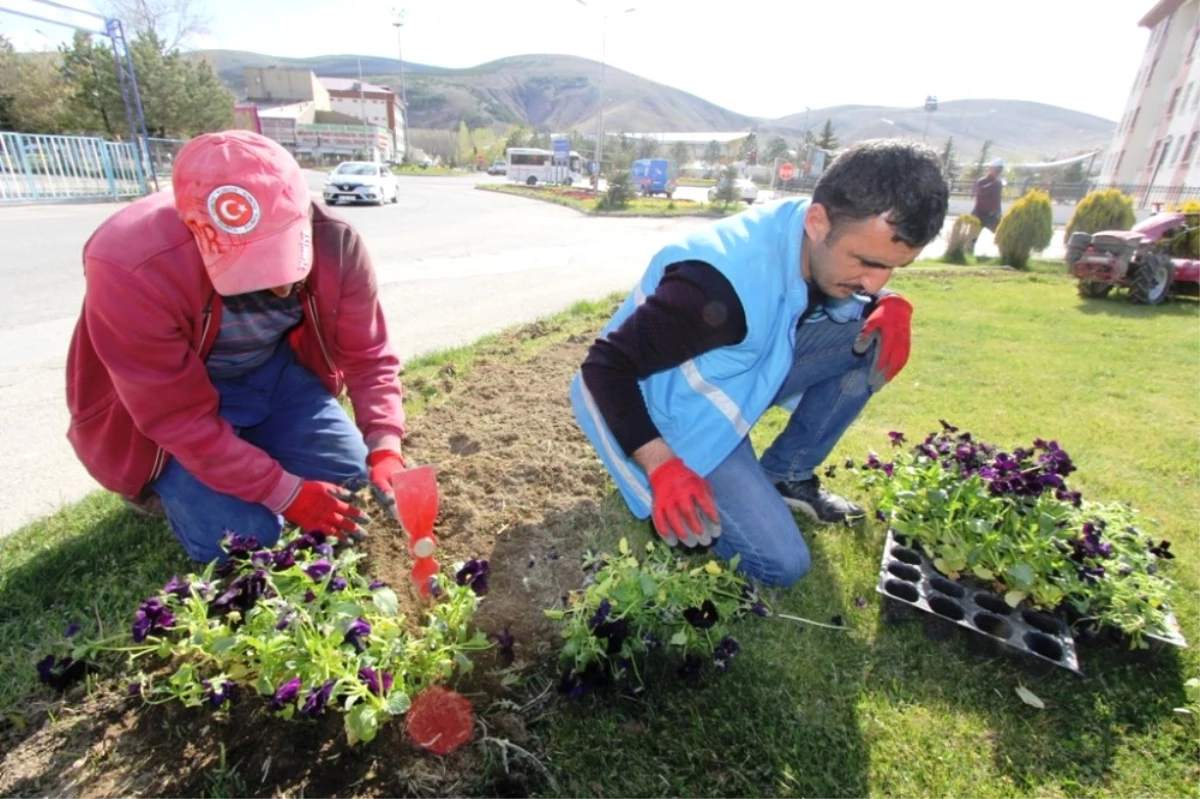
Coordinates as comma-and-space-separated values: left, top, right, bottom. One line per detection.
972, 158, 1005, 233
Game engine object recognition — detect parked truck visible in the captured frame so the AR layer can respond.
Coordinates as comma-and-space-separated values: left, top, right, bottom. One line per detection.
632, 158, 678, 199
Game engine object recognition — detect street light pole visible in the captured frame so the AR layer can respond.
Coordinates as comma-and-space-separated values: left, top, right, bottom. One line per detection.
923, 94, 938, 141
391, 7, 408, 163
577, 0, 634, 186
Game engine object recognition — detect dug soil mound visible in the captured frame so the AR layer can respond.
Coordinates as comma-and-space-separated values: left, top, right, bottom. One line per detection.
0, 322, 613, 798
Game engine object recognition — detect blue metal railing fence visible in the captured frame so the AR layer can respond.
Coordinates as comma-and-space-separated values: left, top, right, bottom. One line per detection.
0, 131, 147, 203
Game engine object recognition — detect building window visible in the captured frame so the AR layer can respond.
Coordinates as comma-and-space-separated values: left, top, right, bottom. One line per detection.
1148, 140, 1162, 168
1184, 132, 1200, 163
1190, 29, 1200, 61
1185, 83, 1195, 112
1169, 87, 1182, 115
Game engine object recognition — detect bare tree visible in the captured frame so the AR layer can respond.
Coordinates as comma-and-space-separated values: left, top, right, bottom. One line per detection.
100, 0, 212, 52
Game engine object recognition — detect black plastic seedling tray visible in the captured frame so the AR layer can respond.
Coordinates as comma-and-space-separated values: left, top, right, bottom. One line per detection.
876, 530, 1083, 676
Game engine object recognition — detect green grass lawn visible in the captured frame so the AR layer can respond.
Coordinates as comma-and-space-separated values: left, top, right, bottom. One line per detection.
2, 269, 1197, 797
475, 183, 741, 217
390, 165, 474, 177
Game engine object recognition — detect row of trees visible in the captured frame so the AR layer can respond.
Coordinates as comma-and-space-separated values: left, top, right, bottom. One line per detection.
0, 25, 232, 139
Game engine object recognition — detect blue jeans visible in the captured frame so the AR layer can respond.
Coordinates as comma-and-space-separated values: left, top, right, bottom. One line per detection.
151, 342, 368, 563
709, 317, 874, 586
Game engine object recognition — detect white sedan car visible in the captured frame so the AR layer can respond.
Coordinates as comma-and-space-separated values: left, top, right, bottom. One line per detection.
323, 161, 398, 206
708, 178, 759, 205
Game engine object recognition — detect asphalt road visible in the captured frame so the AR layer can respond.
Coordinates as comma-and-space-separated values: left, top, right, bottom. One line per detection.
0, 172, 1066, 536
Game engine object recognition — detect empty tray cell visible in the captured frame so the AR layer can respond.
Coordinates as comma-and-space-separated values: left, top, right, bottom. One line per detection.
1023, 631, 1065, 662
973, 592, 1013, 616
883, 579, 920, 603
973, 612, 1014, 640
928, 595, 965, 621
889, 546, 922, 566
1021, 609, 1066, 636
929, 577, 966, 599
887, 562, 921, 583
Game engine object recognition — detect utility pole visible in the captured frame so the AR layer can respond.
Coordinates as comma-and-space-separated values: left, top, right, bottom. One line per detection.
391, 7, 408, 163
357, 58, 371, 161
923, 94, 938, 141
577, 1, 635, 187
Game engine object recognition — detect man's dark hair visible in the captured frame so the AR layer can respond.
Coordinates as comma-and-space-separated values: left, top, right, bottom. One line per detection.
811, 138, 949, 248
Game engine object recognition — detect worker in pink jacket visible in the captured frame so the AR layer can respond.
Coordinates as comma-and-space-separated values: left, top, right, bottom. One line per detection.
65, 130, 422, 563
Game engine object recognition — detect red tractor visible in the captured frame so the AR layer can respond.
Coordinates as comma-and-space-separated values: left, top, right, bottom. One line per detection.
1064, 211, 1200, 304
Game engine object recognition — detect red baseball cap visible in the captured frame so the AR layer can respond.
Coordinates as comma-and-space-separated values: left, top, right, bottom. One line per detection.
172, 130, 313, 296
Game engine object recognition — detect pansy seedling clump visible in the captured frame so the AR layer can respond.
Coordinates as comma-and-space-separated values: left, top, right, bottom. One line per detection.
62, 531, 492, 746
545, 537, 763, 695
856, 421, 1179, 647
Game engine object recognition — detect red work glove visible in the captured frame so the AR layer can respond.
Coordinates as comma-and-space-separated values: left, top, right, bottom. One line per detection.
853, 294, 913, 391
367, 449, 407, 516
281, 480, 366, 541
648, 457, 721, 548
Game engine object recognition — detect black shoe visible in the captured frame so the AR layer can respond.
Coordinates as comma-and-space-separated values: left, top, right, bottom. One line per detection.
774, 476, 865, 524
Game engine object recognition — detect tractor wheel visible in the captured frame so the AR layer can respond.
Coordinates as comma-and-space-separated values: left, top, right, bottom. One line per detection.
1077, 280, 1113, 299
1128, 254, 1175, 305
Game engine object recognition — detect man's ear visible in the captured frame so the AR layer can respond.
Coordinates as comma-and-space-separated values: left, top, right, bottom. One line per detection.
805, 202, 831, 245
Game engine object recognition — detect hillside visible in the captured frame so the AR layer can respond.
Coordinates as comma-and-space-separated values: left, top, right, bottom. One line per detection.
193, 50, 755, 133
766, 99, 1116, 161
191, 50, 1114, 160
190, 49, 441, 94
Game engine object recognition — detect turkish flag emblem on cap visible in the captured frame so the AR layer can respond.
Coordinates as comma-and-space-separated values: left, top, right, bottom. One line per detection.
208, 186, 261, 234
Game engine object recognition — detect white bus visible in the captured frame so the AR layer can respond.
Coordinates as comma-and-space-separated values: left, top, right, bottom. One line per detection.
506, 147, 583, 186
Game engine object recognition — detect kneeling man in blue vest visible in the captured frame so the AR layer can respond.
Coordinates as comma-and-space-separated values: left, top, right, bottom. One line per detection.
571, 139, 951, 586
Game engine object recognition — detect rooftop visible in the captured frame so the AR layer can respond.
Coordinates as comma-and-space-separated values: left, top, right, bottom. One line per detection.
318, 77, 395, 95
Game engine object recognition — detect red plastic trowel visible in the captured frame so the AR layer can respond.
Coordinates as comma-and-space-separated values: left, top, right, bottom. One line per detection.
388, 465, 441, 597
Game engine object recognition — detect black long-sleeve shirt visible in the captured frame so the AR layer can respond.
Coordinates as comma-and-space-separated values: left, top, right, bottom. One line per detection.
580, 261, 749, 456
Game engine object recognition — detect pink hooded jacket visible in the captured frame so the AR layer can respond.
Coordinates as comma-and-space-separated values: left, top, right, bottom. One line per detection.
66, 192, 405, 512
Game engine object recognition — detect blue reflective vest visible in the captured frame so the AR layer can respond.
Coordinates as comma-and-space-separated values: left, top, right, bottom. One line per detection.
571, 198, 865, 519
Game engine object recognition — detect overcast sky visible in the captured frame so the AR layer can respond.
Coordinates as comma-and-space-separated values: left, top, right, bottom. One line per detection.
2, 0, 1152, 122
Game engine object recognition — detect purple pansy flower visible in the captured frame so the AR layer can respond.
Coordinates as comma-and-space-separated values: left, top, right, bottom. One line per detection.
270, 677, 303, 710
1149, 540, 1175, 560
683, 599, 719, 630
220, 531, 262, 560
593, 618, 630, 655
162, 575, 191, 599
888, 431, 906, 446
304, 560, 333, 580
455, 559, 490, 596
588, 598, 612, 628
358, 667, 393, 696
132, 596, 176, 642
344, 618, 371, 652
36, 654, 88, 692
210, 570, 271, 618
203, 679, 238, 708
712, 635, 741, 672
64, 622, 82, 639
300, 679, 337, 718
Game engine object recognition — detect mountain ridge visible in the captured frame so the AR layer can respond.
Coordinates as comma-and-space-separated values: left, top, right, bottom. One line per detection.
190, 49, 1114, 160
